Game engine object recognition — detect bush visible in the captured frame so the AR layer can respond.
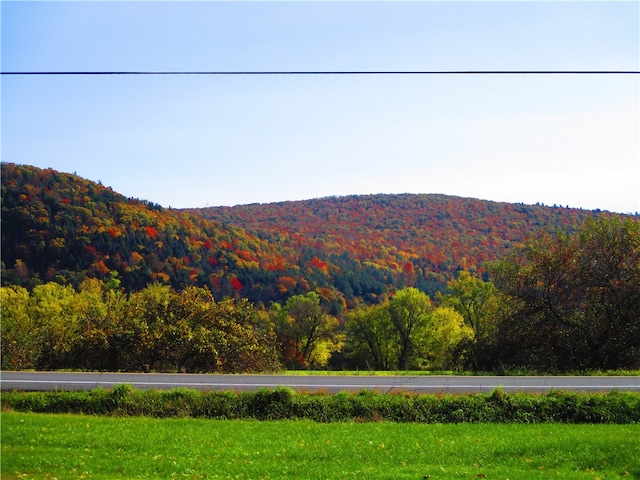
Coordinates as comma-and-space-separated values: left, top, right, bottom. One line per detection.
2, 386, 639, 424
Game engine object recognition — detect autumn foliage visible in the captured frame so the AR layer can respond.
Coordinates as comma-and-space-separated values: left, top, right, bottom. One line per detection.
2, 163, 638, 372
0, 163, 614, 311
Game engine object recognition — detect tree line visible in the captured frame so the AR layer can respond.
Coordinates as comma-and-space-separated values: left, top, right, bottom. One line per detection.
2, 216, 639, 372
4, 163, 612, 313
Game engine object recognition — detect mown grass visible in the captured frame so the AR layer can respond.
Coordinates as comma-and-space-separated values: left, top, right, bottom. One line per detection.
2, 411, 638, 479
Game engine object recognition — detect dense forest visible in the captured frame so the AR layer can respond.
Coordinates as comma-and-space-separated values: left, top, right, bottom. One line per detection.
190, 194, 612, 307
2, 163, 639, 372
2, 163, 285, 301
2, 163, 613, 312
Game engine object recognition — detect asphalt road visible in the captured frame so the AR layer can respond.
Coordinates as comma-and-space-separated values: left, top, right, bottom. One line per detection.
1, 371, 638, 394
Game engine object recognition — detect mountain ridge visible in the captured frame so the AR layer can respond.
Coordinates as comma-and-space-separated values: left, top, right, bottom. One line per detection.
2, 163, 625, 312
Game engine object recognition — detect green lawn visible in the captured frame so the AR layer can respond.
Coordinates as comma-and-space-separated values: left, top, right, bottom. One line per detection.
2, 412, 638, 479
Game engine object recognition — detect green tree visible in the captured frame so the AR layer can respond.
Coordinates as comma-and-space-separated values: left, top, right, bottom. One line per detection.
0, 285, 38, 369
0, 279, 279, 373
207, 297, 280, 373
71, 278, 117, 370
424, 306, 474, 369
159, 285, 215, 373
437, 271, 500, 368
273, 292, 343, 369
574, 217, 640, 368
490, 216, 640, 371
440, 271, 498, 339
388, 287, 433, 370
345, 303, 398, 370
118, 283, 173, 372
346, 289, 472, 370
115, 284, 280, 373
28, 282, 79, 369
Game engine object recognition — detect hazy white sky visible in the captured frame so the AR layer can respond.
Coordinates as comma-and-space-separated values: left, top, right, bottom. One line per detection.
2, 1, 639, 213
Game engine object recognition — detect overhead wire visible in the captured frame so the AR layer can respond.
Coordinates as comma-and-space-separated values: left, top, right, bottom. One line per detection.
2, 70, 639, 75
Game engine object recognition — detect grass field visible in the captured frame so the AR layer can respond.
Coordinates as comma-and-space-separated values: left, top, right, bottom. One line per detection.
2, 411, 638, 479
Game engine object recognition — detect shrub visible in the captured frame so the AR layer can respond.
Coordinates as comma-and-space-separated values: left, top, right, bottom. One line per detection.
3, 387, 639, 423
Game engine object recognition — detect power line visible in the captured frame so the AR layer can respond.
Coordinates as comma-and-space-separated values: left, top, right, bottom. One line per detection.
2, 70, 639, 76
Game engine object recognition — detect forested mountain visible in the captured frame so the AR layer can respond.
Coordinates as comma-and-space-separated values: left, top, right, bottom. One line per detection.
1, 163, 281, 299
189, 194, 610, 305
2, 163, 615, 311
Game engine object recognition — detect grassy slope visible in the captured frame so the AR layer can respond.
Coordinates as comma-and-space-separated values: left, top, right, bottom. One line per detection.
2, 412, 639, 479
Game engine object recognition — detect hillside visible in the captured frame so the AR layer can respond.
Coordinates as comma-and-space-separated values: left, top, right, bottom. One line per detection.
189, 194, 608, 297
1, 163, 281, 299
2, 163, 615, 312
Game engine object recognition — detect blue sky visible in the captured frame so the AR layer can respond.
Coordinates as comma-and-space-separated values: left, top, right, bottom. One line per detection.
2, 1, 639, 213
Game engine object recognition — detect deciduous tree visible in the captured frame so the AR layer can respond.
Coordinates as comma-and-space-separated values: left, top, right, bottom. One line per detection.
0, 285, 37, 369
345, 303, 398, 370
273, 292, 343, 369
490, 217, 640, 370
424, 306, 474, 369
437, 271, 500, 368
388, 287, 433, 370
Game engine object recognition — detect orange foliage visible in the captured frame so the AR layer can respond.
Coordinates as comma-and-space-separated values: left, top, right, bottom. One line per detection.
145, 226, 159, 239
2, 163, 619, 311
278, 276, 297, 293
90, 260, 110, 276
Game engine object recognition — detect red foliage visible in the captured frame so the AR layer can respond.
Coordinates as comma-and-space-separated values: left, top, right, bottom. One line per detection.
266, 256, 286, 271
278, 276, 297, 292
2, 163, 616, 310
209, 275, 222, 289
229, 277, 243, 291
145, 226, 159, 239
236, 249, 258, 262
278, 337, 306, 369
309, 256, 328, 270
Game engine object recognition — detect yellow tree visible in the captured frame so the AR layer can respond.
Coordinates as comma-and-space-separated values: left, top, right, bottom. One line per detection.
273, 292, 343, 369
388, 287, 433, 370
28, 282, 79, 369
438, 271, 500, 369
424, 306, 474, 369
0, 285, 36, 369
